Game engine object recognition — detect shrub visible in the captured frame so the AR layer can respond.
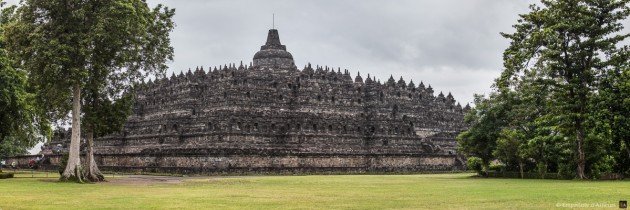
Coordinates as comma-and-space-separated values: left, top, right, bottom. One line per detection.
489, 163, 504, 172
0, 173, 14, 179
466, 157, 483, 175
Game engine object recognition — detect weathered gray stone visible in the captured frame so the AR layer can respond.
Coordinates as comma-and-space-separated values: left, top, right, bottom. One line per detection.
42, 29, 469, 174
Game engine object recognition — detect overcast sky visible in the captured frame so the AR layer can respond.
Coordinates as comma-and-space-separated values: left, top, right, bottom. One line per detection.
4, 0, 627, 105
6, 0, 627, 154
136, 0, 542, 106
8, 0, 624, 105
3, 0, 630, 105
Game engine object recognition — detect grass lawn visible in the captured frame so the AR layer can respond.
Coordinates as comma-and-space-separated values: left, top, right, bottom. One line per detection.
0, 173, 628, 209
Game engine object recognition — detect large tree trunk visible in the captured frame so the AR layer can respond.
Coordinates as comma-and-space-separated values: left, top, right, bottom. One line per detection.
576, 126, 587, 180
61, 84, 85, 182
573, 85, 588, 180
85, 127, 105, 182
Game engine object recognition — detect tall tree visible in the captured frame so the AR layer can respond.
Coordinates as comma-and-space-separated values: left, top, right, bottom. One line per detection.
5, 0, 174, 182
79, 0, 174, 182
493, 68, 555, 178
499, 0, 630, 179
0, 1, 48, 163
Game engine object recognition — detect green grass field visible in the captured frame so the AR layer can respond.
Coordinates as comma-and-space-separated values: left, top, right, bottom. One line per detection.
0, 173, 628, 209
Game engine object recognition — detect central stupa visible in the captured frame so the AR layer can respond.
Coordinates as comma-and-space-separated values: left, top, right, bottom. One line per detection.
252, 29, 295, 68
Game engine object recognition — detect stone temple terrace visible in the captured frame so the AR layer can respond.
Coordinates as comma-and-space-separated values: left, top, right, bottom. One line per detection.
40, 29, 470, 174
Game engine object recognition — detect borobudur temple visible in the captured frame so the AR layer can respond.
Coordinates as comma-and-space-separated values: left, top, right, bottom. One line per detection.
44, 29, 470, 174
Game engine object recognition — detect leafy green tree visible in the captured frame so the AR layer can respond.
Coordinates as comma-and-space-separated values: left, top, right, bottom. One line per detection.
0, 136, 28, 158
495, 69, 558, 178
5, 0, 174, 182
79, 0, 174, 182
457, 93, 509, 173
0, 1, 48, 164
494, 128, 528, 178
617, 66, 630, 172
594, 51, 630, 174
522, 114, 567, 177
499, 0, 630, 179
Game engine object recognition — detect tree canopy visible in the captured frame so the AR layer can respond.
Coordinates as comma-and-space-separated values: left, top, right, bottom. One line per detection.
0, 1, 48, 159
5, 0, 175, 182
458, 0, 630, 179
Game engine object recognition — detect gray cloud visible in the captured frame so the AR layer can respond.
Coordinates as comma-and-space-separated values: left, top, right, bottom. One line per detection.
16, 0, 625, 105
142, 0, 543, 104
7, 0, 626, 154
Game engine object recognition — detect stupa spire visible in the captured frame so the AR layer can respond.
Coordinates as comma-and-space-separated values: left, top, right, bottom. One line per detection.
261, 29, 285, 50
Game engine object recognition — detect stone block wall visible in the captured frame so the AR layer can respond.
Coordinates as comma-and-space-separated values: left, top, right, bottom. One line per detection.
38, 29, 469, 174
